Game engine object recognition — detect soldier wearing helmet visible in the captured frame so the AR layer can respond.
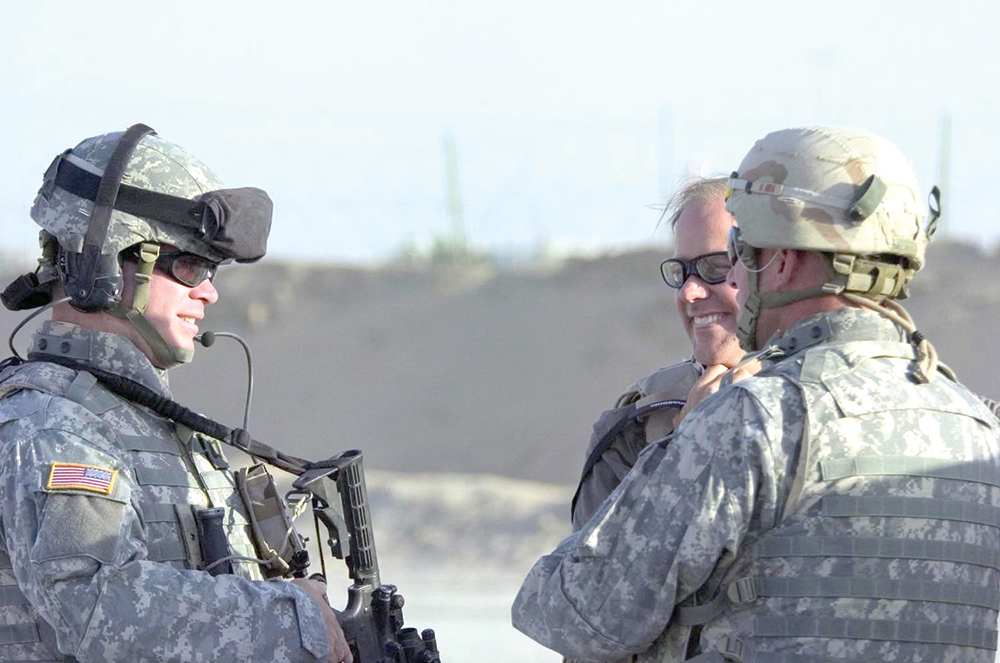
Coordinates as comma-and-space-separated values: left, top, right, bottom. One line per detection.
0, 125, 352, 663
513, 127, 1000, 663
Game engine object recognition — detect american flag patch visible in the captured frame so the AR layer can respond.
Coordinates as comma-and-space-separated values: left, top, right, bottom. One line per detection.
47, 463, 117, 495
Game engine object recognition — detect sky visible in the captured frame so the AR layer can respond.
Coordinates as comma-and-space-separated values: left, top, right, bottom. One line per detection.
2, 0, 998, 266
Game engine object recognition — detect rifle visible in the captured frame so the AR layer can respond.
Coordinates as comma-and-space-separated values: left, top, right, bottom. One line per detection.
287, 449, 442, 663
14, 341, 442, 661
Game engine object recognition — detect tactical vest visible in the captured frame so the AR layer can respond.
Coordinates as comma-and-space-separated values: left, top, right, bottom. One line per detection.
678, 330, 1000, 663
571, 362, 702, 527
617, 361, 703, 445
0, 361, 263, 663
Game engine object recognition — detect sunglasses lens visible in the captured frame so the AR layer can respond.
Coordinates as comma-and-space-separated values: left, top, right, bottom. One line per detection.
170, 254, 215, 287
660, 260, 685, 288
696, 253, 732, 284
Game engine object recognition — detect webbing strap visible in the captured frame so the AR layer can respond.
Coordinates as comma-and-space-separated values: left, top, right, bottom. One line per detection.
201, 470, 232, 491
821, 455, 1000, 489
754, 576, 1000, 610
760, 535, 1000, 570
674, 591, 729, 626
141, 503, 181, 523
63, 370, 119, 415
117, 434, 182, 456
147, 537, 187, 563
0, 586, 29, 606
135, 466, 200, 488
753, 615, 998, 649
0, 623, 40, 645
823, 495, 1000, 529
737, 647, 952, 663
674, 578, 759, 626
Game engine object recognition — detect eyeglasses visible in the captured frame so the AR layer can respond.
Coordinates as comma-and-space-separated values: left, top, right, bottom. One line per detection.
659, 252, 732, 288
155, 251, 218, 287
726, 226, 756, 269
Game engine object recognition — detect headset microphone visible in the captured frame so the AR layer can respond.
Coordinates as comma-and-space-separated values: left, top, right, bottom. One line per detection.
195, 331, 254, 431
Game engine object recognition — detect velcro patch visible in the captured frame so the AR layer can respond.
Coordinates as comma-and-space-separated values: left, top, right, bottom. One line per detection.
47, 462, 117, 495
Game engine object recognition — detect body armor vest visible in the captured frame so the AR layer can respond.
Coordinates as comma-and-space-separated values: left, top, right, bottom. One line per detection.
680, 335, 1000, 662
0, 361, 262, 662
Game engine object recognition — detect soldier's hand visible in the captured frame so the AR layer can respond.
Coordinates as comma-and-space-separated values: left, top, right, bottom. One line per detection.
673, 360, 761, 427
291, 577, 354, 663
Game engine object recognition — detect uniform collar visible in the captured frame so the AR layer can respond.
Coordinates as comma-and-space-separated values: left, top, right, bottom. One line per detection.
765, 307, 908, 358
28, 320, 172, 399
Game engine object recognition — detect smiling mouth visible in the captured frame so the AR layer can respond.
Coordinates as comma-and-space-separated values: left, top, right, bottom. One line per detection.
692, 314, 726, 328
178, 316, 198, 325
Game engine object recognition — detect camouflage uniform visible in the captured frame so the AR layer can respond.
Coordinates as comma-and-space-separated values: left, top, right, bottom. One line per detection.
0, 322, 331, 662
572, 362, 702, 530
513, 307, 1000, 662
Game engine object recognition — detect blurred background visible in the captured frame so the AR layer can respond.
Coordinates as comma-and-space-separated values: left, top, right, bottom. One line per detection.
2, 1, 999, 660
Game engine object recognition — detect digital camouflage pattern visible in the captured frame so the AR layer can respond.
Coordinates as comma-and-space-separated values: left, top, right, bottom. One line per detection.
0, 322, 330, 662
31, 131, 231, 263
513, 306, 1000, 663
572, 361, 702, 531
724, 127, 928, 268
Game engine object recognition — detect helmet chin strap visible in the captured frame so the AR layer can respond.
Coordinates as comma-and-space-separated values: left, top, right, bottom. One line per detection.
736, 247, 827, 351
110, 242, 195, 370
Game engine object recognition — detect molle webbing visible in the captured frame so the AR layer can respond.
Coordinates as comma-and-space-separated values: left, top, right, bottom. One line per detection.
0, 555, 41, 646
821, 455, 1000, 488
117, 433, 182, 455
822, 495, 1000, 529
746, 576, 1000, 610
753, 615, 997, 650
0, 586, 29, 606
760, 535, 1000, 570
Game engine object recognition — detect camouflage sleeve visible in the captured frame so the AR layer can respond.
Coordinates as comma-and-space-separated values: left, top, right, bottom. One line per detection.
571, 406, 647, 531
513, 386, 774, 662
2, 421, 329, 663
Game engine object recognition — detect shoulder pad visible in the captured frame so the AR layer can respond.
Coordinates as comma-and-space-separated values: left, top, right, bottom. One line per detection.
627, 361, 702, 405
0, 361, 77, 400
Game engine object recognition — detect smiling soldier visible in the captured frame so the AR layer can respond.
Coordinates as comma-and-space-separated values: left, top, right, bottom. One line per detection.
515, 127, 1000, 663
570, 177, 747, 531
0, 125, 352, 663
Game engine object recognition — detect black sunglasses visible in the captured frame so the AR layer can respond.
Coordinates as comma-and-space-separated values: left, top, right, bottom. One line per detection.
659, 252, 732, 288
155, 251, 218, 287
125, 246, 218, 287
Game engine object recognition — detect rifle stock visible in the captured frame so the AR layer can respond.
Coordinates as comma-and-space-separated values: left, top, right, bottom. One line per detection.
290, 450, 441, 663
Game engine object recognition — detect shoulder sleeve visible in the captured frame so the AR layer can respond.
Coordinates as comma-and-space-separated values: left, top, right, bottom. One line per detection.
0, 398, 329, 663
570, 362, 700, 531
571, 404, 647, 530
515, 386, 773, 661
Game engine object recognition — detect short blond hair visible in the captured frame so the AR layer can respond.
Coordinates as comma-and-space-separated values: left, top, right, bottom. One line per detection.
659, 176, 729, 232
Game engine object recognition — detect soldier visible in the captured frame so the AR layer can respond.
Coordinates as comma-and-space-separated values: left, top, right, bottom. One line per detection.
513, 126, 1000, 662
571, 177, 748, 530
0, 125, 352, 662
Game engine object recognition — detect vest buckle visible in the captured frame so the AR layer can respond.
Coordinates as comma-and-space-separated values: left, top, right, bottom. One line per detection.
726, 577, 758, 604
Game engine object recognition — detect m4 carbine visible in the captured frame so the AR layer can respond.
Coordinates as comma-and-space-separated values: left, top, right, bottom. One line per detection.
288, 450, 442, 663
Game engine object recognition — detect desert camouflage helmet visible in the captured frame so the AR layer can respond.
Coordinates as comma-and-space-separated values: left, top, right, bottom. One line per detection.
725, 126, 931, 270
31, 130, 230, 263
725, 126, 944, 382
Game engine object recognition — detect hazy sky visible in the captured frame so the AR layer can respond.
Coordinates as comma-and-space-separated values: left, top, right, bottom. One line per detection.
2, 0, 997, 265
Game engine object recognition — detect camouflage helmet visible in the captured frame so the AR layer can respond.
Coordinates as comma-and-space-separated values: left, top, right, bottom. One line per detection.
5, 124, 272, 369
724, 127, 937, 353
725, 126, 929, 270
31, 130, 231, 263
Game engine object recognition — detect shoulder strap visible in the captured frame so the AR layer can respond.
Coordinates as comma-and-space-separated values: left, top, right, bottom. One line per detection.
569, 397, 684, 518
